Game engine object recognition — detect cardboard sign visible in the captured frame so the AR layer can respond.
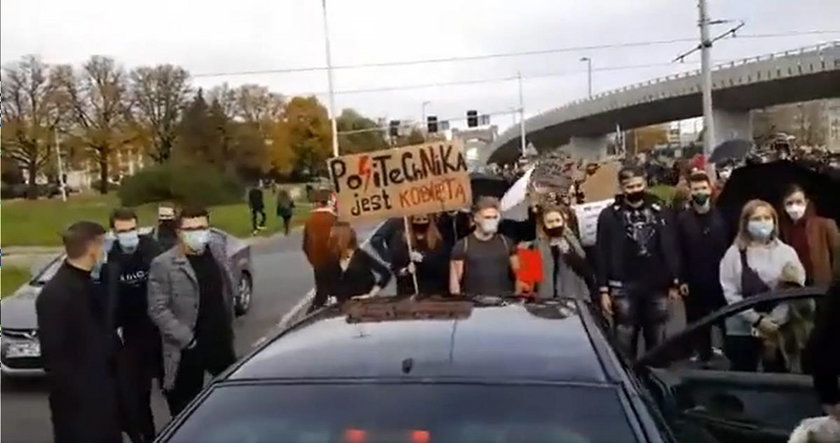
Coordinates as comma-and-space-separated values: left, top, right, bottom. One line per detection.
327, 141, 472, 220
572, 198, 614, 247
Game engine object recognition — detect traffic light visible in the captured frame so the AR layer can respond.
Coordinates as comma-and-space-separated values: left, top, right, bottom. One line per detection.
466, 110, 478, 128
389, 120, 400, 137
427, 116, 438, 133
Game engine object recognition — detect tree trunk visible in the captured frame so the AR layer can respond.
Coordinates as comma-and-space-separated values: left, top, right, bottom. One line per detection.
26, 160, 39, 200
98, 151, 109, 195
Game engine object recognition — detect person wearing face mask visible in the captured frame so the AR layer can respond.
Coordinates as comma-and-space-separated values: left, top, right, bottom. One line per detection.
389, 214, 450, 295
152, 202, 179, 252
719, 200, 805, 371
147, 206, 237, 416
522, 206, 591, 299
595, 165, 682, 358
101, 208, 161, 442
450, 196, 520, 296
778, 184, 839, 287
36, 221, 123, 443
676, 172, 731, 364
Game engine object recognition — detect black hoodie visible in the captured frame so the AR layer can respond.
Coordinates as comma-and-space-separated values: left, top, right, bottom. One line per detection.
595, 193, 681, 292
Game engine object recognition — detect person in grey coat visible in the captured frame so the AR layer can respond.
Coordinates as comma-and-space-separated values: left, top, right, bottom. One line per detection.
147, 206, 237, 417
524, 206, 592, 300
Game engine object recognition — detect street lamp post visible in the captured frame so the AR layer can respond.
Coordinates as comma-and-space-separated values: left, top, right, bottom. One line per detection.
517, 72, 527, 158
421, 101, 431, 123
699, 0, 716, 177
321, 0, 340, 157
580, 57, 592, 98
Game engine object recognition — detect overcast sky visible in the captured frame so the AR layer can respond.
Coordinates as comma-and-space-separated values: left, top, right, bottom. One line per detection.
3, 0, 839, 132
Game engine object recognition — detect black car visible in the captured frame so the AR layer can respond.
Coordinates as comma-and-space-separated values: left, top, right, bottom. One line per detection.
155, 289, 825, 443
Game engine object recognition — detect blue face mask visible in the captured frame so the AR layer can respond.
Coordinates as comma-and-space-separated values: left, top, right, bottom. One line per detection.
182, 229, 210, 253
116, 230, 140, 253
747, 220, 774, 240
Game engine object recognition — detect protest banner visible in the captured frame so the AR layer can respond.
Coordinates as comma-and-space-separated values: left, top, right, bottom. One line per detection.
327, 140, 472, 221
572, 198, 614, 247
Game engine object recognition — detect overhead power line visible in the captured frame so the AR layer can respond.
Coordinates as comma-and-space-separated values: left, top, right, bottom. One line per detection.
303, 60, 702, 97
192, 30, 840, 78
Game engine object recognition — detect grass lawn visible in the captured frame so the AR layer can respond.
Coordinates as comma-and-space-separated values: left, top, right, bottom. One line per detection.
2, 193, 311, 247
1, 266, 30, 298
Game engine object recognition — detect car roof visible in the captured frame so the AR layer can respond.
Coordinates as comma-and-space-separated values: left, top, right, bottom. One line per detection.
229, 297, 612, 385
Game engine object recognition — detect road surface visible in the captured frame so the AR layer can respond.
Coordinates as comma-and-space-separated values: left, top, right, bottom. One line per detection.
0, 223, 381, 443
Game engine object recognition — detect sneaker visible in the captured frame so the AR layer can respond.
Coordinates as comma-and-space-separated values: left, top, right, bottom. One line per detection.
257, 226, 267, 231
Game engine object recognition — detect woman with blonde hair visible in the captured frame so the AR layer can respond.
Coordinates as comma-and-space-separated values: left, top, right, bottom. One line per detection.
719, 199, 805, 372
520, 206, 591, 299
321, 222, 391, 305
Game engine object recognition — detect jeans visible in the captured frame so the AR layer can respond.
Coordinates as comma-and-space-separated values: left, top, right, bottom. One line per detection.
611, 287, 670, 360
165, 344, 235, 417
250, 208, 266, 231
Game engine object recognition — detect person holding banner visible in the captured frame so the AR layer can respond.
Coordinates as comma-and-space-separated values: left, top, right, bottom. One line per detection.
450, 196, 519, 296
323, 222, 391, 303
390, 213, 450, 296
519, 206, 591, 299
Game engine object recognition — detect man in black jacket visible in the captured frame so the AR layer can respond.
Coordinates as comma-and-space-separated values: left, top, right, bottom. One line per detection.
596, 165, 682, 359
152, 202, 179, 252
676, 171, 731, 364
102, 208, 162, 443
248, 184, 266, 235
36, 221, 123, 443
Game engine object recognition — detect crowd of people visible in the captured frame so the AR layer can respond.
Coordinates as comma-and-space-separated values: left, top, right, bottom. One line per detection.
32, 158, 839, 442
302, 162, 839, 422
36, 203, 237, 442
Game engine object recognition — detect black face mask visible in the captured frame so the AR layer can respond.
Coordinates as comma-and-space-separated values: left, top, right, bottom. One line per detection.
158, 220, 177, 234
625, 191, 645, 204
544, 226, 564, 238
412, 222, 429, 232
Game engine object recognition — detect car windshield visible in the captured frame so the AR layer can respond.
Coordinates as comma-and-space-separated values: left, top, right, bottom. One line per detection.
166, 383, 638, 443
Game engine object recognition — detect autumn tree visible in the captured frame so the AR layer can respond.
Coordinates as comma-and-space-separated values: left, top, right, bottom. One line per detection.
130, 64, 191, 163
283, 96, 331, 177
1, 56, 65, 197
54, 56, 133, 194
336, 108, 388, 154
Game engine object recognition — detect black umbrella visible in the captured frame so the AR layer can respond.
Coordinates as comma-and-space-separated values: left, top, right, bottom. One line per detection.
469, 172, 512, 202
709, 139, 752, 164
716, 161, 840, 231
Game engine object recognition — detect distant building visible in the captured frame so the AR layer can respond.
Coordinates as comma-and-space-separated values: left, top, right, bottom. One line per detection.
753, 98, 839, 149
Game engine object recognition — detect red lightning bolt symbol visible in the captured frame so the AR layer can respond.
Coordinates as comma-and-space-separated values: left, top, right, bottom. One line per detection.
358, 156, 372, 191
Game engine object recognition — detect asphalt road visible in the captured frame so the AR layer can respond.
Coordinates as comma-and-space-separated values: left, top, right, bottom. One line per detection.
0, 223, 381, 443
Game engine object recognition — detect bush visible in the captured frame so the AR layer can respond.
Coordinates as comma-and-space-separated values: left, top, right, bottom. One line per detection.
119, 163, 244, 207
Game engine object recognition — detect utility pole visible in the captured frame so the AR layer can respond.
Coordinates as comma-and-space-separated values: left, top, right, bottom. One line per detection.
518, 72, 527, 157
580, 57, 592, 98
321, 0, 339, 157
54, 129, 67, 202
421, 101, 431, 123
699, 0, 715, 173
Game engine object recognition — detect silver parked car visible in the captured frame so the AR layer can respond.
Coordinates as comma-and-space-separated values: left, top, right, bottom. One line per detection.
0, 227, 253, 377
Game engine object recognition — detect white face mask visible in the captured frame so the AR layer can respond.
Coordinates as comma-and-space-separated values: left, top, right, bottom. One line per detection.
785, 203, 806, 221
477, 218, 500, 234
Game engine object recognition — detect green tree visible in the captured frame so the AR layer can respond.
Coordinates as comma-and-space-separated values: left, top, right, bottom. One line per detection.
336, 108, 388, 154
283, 96, 331, 176
174, 90, 224, 167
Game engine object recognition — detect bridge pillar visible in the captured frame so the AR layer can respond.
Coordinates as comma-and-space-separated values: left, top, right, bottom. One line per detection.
561, 135, 609, 160
712, 108, 752, 144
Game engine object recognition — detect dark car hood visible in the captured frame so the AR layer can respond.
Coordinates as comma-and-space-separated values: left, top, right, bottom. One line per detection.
0, 284, 40, 330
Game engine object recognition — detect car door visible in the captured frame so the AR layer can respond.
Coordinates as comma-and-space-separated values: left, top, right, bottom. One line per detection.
634, 287, 827, 443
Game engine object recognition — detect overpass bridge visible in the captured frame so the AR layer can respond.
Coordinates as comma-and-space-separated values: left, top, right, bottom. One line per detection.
487, 42, 840, 164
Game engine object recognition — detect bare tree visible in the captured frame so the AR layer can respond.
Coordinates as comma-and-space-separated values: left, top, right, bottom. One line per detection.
206, 83, 238, 118
129, 64, 191, 163
233, 84, 284, 124
55, 56, 133, 194
1, 56, 64, 197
